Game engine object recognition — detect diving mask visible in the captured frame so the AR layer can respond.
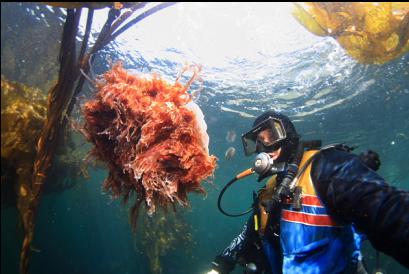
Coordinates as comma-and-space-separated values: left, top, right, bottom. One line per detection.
242, 117, 287, 156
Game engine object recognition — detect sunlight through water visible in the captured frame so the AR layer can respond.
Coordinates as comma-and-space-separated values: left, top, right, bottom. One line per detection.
83, 3, 381, 121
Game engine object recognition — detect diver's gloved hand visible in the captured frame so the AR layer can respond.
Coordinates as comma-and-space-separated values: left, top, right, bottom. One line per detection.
261, 198, 281, 215
208, 255, 235, 274
358, 150, 381, 171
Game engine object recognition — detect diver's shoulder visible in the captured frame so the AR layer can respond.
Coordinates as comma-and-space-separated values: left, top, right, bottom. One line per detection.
318, 145, 355, 157
312, 146, 357, 169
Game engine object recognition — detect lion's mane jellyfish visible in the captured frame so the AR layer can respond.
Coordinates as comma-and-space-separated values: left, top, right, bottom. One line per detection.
82, 63, 216, 228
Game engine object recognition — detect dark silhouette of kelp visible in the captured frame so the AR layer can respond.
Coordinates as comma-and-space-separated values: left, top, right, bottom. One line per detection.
3, 3, 178, 273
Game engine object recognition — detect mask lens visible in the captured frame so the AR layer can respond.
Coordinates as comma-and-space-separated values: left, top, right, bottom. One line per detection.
257, 128, 277, 146
241, 117, 286, 156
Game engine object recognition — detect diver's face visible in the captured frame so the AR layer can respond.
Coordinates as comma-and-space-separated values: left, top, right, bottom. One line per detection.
256, 129, 282, 160
257, 128, 276, 146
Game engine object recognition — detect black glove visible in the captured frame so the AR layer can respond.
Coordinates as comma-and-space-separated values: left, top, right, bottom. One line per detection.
210, 255, 235, 274
261, 198, 281, 215
358, 150, 381, 171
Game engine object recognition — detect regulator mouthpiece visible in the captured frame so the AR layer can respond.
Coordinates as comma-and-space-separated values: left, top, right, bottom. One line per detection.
253, 152, 274, 175
253, 153, 287, 181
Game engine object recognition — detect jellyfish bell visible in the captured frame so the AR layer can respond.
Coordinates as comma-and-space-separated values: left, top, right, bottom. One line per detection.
225, 147, 236, 160
185, 101, 209, 154
226, 130, 237, 143
127, 69, 165, 82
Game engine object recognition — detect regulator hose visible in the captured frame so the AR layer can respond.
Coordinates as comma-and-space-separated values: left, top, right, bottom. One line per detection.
217, 168, 254, 217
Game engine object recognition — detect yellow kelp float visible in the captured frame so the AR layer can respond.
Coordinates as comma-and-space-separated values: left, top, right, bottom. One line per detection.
292, 2, 409, 64
1, 75, 47, 163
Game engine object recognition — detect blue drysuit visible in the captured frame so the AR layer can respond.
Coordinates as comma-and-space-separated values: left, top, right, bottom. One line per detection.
310, 148, 409, 268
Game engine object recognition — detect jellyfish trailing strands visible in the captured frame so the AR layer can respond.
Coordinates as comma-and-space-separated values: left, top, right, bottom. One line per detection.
82, 63, 217, 229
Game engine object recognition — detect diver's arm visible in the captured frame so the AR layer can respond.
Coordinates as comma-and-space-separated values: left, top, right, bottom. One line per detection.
211, 216, 255, 274
310, 148, 409, 268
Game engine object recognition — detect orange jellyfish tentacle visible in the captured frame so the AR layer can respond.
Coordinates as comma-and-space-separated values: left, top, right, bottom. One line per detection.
82, 62, 216, 226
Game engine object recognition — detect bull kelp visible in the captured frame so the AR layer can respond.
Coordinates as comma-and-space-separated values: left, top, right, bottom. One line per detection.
1, 76, 47, 215
292, 2, 409, 64
1, 74, 85, 226
138, 210, 193, 274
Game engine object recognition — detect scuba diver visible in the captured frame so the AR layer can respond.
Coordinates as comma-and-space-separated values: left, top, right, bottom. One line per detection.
212, 110, 409, 273
210, 149, 381, 274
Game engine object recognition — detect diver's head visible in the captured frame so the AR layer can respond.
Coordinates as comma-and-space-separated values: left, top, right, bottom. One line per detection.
242, 110, 299, 163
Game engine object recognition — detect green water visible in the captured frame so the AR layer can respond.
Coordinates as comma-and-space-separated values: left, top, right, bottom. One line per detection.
1, 3, 408, 274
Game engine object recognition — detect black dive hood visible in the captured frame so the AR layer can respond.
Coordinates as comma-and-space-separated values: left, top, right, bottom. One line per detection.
217, 140, 322, 217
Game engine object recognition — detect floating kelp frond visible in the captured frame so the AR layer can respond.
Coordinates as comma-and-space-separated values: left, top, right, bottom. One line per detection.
1, 75, 47, 163
292, 2, 409, 64
1, 76, 46, 222
82, 63, 217, 229
1, 76, 85, 207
